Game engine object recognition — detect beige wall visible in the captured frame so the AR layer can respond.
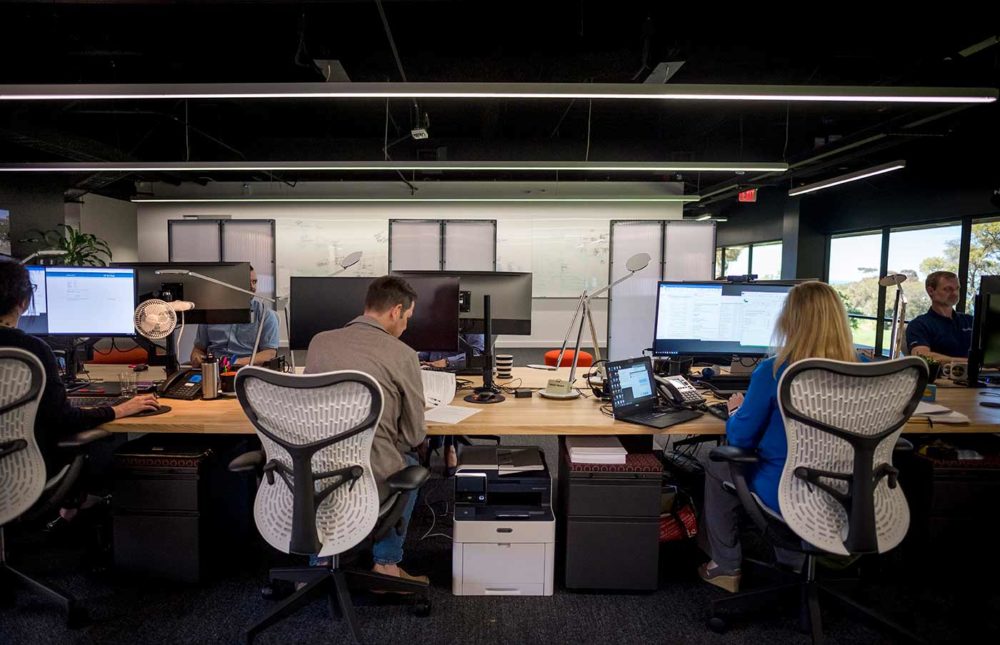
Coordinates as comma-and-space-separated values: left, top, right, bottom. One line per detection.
78, 194, 138, 263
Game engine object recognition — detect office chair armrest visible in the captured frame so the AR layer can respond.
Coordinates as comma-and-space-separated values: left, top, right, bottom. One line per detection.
228, 450, 265, 473
385, 464, 430, 492
710, 445, 759, 464
894, 437, 914, 453
56, 429, 112, 450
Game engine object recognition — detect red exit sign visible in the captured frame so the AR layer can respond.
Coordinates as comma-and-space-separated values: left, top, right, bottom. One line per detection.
738, 188, 758, 203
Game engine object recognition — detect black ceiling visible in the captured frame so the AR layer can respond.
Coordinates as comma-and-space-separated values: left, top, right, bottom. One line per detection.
0, 1, 997, 206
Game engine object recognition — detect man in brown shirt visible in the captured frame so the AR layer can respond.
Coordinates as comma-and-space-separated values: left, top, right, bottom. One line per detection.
305, 275, 428, 584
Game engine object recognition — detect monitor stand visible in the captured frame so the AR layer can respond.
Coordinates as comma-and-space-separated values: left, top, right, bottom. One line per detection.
464, 294, 505, 404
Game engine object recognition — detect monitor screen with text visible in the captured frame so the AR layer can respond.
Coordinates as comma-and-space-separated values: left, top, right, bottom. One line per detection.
653, 282, 793, 357
45, 267, 136, 336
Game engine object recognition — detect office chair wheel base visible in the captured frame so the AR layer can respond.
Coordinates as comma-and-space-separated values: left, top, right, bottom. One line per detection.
707, 616, 728, 634
411, 597, 432, 617
67, 606, 90, 629
261, 580, 294, 601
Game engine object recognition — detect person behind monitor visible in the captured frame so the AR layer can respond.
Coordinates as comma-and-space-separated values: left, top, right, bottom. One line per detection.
190, 265, 279, 369
906, 270, 973, 363
698, 281, 858, 593
304, 275, 428, 586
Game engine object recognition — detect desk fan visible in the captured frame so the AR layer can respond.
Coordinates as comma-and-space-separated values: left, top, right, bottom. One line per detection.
133, 298, 195, 340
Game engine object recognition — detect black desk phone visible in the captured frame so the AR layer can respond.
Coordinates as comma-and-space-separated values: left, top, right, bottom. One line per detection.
159, 368, 203, 400
654, 374, 706, 407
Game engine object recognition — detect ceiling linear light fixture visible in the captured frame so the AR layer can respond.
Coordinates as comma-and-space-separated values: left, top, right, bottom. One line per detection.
787, 160, 906, 197
130, 196, 701, 204
0, 83, 995, 104
0, 161, 788, 174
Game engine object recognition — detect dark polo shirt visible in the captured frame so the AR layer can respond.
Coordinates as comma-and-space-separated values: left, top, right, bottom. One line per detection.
906, 308, 973, 358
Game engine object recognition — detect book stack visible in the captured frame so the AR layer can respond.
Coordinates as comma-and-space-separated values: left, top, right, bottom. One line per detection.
565, 436, 627, 465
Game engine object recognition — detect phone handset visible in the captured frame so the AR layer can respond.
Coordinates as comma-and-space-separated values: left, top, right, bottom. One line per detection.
654, 374, 706, 408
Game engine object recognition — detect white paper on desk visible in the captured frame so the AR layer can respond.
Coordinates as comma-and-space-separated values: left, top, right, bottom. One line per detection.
424, 405, 480, 424
912, 402, 969, 424
421, 370, 457, 408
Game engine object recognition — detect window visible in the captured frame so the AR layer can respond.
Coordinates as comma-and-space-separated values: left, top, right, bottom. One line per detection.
716, 241, 782, 280
827, 230, 883, 348
966, 216, 1000, 313
750, 241, 782, 280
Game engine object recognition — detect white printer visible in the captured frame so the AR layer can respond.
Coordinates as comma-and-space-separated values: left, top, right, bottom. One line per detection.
452, 446, 555, 596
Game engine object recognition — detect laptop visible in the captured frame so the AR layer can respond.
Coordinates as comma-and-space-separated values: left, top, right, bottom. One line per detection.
606, 356, 701, 429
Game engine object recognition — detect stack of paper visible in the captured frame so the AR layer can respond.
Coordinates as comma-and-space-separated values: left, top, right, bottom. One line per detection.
420, 369, 481, 425
566, 436, 627, 464
912, 402, 970, 425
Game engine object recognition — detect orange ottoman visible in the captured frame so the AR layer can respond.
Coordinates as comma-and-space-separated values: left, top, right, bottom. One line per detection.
544, 350, 593, 368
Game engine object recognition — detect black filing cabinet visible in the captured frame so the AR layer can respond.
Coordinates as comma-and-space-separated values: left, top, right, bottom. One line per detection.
113, 435, 254, 583
558, 442, 663, 591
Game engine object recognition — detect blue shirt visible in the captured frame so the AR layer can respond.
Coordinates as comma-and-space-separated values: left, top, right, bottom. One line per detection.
905, 309, 973, 358
725, 357, 788, 512
418, 334, 485, 369
195, 299, 280, 361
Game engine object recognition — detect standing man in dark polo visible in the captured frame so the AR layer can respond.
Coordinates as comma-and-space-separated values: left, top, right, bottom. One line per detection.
906, 270, 973, 362
304, 275, 428, 586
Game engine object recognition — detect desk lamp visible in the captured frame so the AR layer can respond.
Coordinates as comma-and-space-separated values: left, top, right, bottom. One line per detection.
19, 249, 67, 264
539, 252, 652, 400
155, 269, 291, 370
880, 272, 908, 359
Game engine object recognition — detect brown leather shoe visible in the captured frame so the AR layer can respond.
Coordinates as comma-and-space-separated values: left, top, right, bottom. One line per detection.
371, 566, 429, 594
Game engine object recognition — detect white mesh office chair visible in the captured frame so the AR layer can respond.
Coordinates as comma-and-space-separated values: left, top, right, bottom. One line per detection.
0, 347, 110, 626
232, 367, 430, 645
709, 357, 927, 644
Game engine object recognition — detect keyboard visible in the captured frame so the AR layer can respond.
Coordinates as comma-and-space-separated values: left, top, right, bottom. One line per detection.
705, 402, 730, 421
69, 396, 129, 408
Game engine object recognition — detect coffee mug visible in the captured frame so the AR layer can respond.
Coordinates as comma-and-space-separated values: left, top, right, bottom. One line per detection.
220, 371, 238, 393
942, 362, 967, 381
495, 353, 514, 379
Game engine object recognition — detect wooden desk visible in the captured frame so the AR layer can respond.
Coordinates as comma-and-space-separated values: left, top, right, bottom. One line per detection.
88, 366, 1000, 436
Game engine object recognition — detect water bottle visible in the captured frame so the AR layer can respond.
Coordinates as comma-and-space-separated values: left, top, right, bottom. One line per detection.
201, 352, 220, 400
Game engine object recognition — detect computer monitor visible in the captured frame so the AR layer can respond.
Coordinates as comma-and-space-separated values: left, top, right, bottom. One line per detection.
16, 266, 49, 335
967, 275, 1000, 385
652, 281, 794, 358
114, 262, 253, 325
39, 266, 136, 336
289, 276, 460, 352
392, 271, 533, 335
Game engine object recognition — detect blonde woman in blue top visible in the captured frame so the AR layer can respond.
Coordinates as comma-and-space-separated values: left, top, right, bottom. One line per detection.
699, 281, 858, 593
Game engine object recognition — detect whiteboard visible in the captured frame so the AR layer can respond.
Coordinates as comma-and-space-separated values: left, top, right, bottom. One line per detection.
497, 219, 610, 297
274, 218, 388, 297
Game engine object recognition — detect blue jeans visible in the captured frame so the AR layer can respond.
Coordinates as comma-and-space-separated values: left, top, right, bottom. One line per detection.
372, 454, 420, 566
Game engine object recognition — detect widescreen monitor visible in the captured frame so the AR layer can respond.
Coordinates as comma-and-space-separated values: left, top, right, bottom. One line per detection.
114, 262, 253, 325
652, 281, 794, 358
289, 276, 459, 352
392, 271, 532, 335
18, 266, 137, 336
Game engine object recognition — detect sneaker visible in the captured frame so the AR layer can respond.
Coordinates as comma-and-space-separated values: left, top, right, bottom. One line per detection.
698, 561, 741, 593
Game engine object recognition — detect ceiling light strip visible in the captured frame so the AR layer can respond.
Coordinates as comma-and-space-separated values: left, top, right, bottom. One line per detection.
131, 196, 702, 204
0, 161, 788, 173
788, 161, 906, 197
1, 83, 995, 103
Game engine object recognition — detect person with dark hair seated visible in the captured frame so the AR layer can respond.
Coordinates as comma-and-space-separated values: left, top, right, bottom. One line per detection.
0, 261, 159, 498
305, 275, 428, 587
418, 333, 485, 474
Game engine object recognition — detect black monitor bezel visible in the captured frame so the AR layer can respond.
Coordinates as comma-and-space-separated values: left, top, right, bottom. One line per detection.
607, 356, 657, 416
651, 280, 797, 359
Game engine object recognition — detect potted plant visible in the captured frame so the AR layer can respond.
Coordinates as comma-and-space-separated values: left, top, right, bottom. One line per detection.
919, 355, 941, 383
26, 224, 112, 266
